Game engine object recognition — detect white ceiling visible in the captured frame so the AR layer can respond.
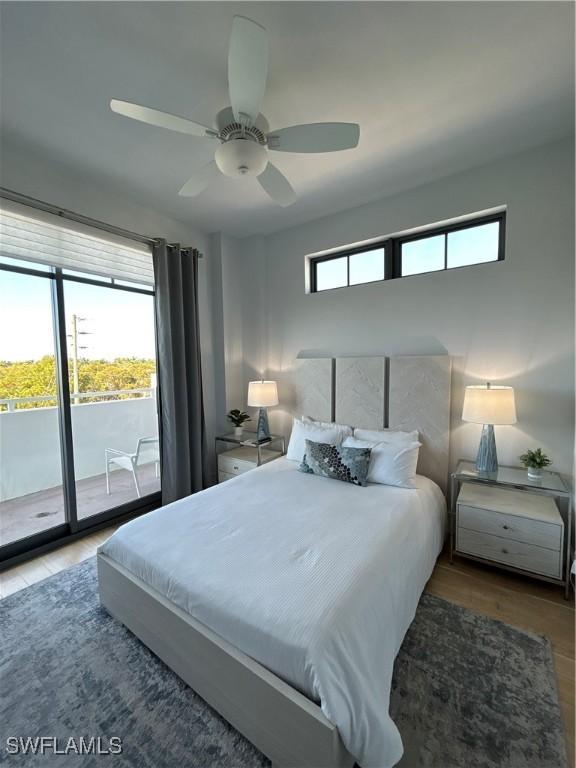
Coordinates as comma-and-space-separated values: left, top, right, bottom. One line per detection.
0, 2, 573, 238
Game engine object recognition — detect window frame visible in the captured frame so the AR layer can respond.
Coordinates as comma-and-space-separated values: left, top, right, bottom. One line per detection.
0, 258, 160, 566
309, 211, 506, 293
310, 241, 391, 293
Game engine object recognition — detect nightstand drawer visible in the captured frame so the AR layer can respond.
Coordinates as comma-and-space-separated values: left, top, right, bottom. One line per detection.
218, 471, 237, 483
458, 504, 562, 551
218, 456, 254, 476
457, 528, 562, 578
217, 446, 282, 478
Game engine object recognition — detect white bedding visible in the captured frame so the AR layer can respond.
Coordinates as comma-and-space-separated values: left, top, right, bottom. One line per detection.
100, 457, 446, 768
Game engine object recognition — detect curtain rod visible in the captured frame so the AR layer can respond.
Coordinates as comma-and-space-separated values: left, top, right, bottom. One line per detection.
0, 187, 203, 257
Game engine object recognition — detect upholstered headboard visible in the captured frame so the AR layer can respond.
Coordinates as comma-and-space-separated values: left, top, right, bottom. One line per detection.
292, 355, 451, 493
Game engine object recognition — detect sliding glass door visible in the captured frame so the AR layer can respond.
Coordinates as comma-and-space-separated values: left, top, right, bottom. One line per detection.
0, 257, 161, 560
0, 266, 67, 546
63, 277, 160, 520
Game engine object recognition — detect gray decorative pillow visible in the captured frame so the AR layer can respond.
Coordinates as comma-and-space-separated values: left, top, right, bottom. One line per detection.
299, 439, 371, 487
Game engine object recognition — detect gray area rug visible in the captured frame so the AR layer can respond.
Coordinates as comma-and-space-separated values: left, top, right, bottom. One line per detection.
0, 558, 567, 768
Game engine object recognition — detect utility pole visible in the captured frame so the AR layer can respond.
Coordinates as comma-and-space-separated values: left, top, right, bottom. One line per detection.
68, 315, 90, 405
71, 314, 79, 403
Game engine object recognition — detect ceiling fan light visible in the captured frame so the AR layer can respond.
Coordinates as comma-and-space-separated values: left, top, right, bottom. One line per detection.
215, 139, 267, 178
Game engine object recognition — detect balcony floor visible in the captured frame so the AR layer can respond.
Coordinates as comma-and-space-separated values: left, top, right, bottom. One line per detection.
1, 463, 160, 546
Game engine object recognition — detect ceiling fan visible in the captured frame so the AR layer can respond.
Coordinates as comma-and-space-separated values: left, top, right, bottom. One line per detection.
110, 16, 360, 207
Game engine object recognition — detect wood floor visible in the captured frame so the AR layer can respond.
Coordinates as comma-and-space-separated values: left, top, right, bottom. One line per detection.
1, 531, 574, 766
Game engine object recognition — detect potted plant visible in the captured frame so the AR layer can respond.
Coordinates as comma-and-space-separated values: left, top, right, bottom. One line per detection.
227, 409, 251, 438
519, 448, 552, 480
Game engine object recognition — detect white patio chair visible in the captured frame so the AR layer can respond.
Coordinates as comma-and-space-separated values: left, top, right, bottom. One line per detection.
105, 437, 160, 498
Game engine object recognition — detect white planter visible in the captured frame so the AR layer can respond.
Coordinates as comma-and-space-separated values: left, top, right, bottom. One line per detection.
234, 427, 243, 438
527, 467, 543, 480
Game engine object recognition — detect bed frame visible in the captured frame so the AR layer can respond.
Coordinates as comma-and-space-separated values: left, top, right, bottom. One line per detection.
98, 355, 451, 768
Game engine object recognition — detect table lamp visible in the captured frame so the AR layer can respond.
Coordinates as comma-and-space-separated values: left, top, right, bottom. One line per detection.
462, 382, 516, 472
247, 380, 279, 442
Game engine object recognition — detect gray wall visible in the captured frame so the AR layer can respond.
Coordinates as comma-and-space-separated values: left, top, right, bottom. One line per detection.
3, 135, 574, 483
217, 233, 268, 416
233, 138, 575, 481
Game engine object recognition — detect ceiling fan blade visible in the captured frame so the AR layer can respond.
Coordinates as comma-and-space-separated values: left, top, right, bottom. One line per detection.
267, 123, 360, 153
110, 99, 216, 138
258, 163, 296, 207
228, 16, 268, 125
178, 162, 219, 197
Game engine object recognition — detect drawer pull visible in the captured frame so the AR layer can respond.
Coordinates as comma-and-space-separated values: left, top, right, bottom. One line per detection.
502, 525, 510, 530
501, 548, 509, 554
233, 465, 239, 470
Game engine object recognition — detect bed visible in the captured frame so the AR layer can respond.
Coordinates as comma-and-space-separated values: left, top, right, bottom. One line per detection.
98, 355, 451, 768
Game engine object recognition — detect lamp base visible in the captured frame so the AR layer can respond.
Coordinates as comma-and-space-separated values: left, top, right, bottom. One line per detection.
476, 423, 498, 473
256, 408, 271, 442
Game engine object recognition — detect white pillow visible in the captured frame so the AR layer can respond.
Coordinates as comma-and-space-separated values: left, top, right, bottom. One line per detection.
286, 420, 344, 462
342, 436, 421, 488
354, 427, 419, 444
301, 415, 353, 441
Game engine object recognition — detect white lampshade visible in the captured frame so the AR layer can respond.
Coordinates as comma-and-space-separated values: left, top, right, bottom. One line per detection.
462, 384, 517, 425
247, 380, 279, 408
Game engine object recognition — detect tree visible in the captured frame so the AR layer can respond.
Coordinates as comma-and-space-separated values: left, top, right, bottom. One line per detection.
0, 357, 156, 410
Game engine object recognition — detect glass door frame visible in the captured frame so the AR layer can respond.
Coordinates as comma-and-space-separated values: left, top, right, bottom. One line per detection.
0, 260, 161, 565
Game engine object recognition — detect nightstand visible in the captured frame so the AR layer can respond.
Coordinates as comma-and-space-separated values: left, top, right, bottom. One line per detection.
215, 432, 285, 483
450, 460, 572, 598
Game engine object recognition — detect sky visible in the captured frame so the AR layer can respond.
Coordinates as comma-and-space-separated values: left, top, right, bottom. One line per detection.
0, 269, 156, 361
314, 222, 499, 289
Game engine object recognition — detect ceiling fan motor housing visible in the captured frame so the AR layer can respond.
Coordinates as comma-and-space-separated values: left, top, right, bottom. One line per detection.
215, 138, 268, 178
110, 19, 360, 206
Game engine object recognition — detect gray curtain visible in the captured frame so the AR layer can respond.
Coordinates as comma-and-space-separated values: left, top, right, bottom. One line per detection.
153, 240, 207, 504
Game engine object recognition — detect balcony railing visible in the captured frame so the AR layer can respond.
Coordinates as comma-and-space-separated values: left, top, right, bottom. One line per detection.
0, 388, 159, 503
0, 387, 155, 412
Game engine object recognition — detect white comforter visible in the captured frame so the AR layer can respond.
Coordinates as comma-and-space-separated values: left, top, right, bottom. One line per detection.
100, 457, 445, 767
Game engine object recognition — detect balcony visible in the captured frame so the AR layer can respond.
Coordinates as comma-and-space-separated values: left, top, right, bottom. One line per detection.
0, 389, 160, 546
